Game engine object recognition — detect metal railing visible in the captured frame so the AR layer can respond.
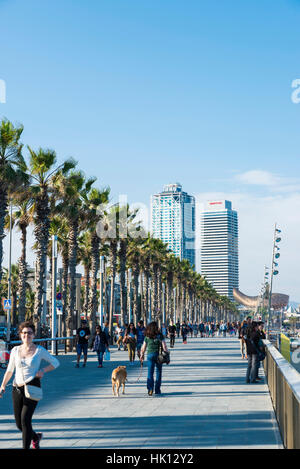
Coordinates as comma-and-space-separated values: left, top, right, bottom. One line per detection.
7, 337, 75, 356
263, 339, 300, 449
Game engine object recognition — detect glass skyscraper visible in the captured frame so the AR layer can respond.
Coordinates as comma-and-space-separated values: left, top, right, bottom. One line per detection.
151, 183, 195, 268
200, 200, 239, 300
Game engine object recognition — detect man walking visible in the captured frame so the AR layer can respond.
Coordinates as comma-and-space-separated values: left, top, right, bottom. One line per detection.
75, 319, 91, 368
168, 321, 176, 348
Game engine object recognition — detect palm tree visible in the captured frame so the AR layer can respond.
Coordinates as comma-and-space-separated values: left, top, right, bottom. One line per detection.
85, 186, 110, 335
0, 119, 26, 283
27, 146, 76, 334
148, 237, 170, 322
127, 237, 146, 324
53, 170, 91, 336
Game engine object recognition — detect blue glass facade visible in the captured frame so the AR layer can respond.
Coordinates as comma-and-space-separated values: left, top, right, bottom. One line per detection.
151, 183, 196, 269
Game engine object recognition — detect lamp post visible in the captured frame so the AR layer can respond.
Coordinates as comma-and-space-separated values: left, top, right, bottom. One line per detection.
99, 256, 105, 328
51, 236, 58, 355
267, 224, 281, 337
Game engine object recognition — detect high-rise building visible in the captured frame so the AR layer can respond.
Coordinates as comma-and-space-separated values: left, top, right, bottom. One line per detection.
200, 200, 239, 300
151, 183, 195, 267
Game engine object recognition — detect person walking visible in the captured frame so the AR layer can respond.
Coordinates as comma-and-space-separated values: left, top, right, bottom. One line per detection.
181, 322, 188, 343
238, 320, 247, 359
115, 323, 124, 350
245, 322, 260, 384
168, 321, 176, 348
140, 321, 169, 396
124, 323, 137, 364
75, 319, 91, 368
136, 320, 146, 359
92, 325, 110, 368
0, 321, 60, 449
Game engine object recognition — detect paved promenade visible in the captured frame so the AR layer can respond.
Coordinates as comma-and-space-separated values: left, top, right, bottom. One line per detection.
0, 336, 283, 449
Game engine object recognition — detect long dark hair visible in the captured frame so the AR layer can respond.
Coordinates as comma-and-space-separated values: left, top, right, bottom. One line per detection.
145, 321, 159, 339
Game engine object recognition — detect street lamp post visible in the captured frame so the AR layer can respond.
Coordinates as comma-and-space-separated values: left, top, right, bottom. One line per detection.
51, 236, 58, 355
267, 224, 281, 337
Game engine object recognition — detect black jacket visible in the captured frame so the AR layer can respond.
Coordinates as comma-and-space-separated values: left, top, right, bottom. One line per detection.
245, 330, 260, 355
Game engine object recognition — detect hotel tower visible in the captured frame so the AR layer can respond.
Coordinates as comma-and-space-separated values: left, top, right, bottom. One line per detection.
151, 183, 195, 268
200, 200, 239, 300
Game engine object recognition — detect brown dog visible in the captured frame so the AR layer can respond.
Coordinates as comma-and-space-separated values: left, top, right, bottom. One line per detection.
112, 366, 127, 396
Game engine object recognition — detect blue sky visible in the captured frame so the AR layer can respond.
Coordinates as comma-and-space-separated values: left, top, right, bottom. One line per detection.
1, 0, 300, 300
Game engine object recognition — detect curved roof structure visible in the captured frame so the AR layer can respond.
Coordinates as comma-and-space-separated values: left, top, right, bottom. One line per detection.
233, 288, 289, 310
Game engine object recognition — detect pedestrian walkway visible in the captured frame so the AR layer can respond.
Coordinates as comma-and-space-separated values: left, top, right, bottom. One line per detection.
0, 336, 283, 449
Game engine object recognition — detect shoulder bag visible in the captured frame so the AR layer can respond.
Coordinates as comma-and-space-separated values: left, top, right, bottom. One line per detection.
157, 337, 170, 365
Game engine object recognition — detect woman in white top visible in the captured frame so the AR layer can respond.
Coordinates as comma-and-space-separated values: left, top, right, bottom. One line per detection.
0, 321, 60, 449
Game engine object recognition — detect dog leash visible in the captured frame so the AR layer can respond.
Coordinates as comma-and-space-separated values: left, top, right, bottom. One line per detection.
126, 360, 144, 384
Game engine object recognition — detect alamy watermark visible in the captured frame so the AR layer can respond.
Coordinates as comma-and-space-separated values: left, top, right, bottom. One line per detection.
0, 79, 6, 103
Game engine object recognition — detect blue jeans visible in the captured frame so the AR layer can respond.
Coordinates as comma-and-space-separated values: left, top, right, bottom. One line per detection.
97, 351, 104, 365
147, 353, 162, 393
246, 354, 259, 383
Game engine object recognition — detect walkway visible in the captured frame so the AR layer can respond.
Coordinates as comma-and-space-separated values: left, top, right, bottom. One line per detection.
0, 336, 283, 449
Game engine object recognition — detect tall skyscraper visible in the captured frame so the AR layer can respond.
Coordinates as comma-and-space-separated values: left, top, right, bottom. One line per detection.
200, 200, 239, 300
151, 183, 195, 268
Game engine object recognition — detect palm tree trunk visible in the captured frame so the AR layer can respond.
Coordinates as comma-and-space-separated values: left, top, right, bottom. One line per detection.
133, 263, 140, 324
119, 239, 127, 326
143, 271, 149, 324
17, 224, 27, 323
109, 241, 117, 341
61, 249, 69, 337
67, 221, 78, 336
167, 273, 173, 323
89, 233, 100, 336
33, 190, 50, 337
152, 265, 159, 319
83, 265, 90, 314
0, 188, 8, 283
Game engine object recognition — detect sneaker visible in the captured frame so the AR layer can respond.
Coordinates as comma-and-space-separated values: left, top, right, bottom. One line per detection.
75, 364, 79, 368
97, 365, 103, 368
148, 389, 153, 396
32, 433, 43, 449
82, 363, 86, 368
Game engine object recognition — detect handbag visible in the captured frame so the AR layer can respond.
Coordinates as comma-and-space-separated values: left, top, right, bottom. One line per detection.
104, 350, 111, 361
157, 340, 170, 365
24, 384, 43, 401
19, 348, 43, 402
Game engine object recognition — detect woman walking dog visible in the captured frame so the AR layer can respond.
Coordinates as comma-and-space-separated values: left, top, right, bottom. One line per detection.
140, 322, 169, 396
0, 321, 60, 449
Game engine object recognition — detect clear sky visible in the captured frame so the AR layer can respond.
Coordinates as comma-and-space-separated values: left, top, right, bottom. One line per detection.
1, 0, 300, 301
